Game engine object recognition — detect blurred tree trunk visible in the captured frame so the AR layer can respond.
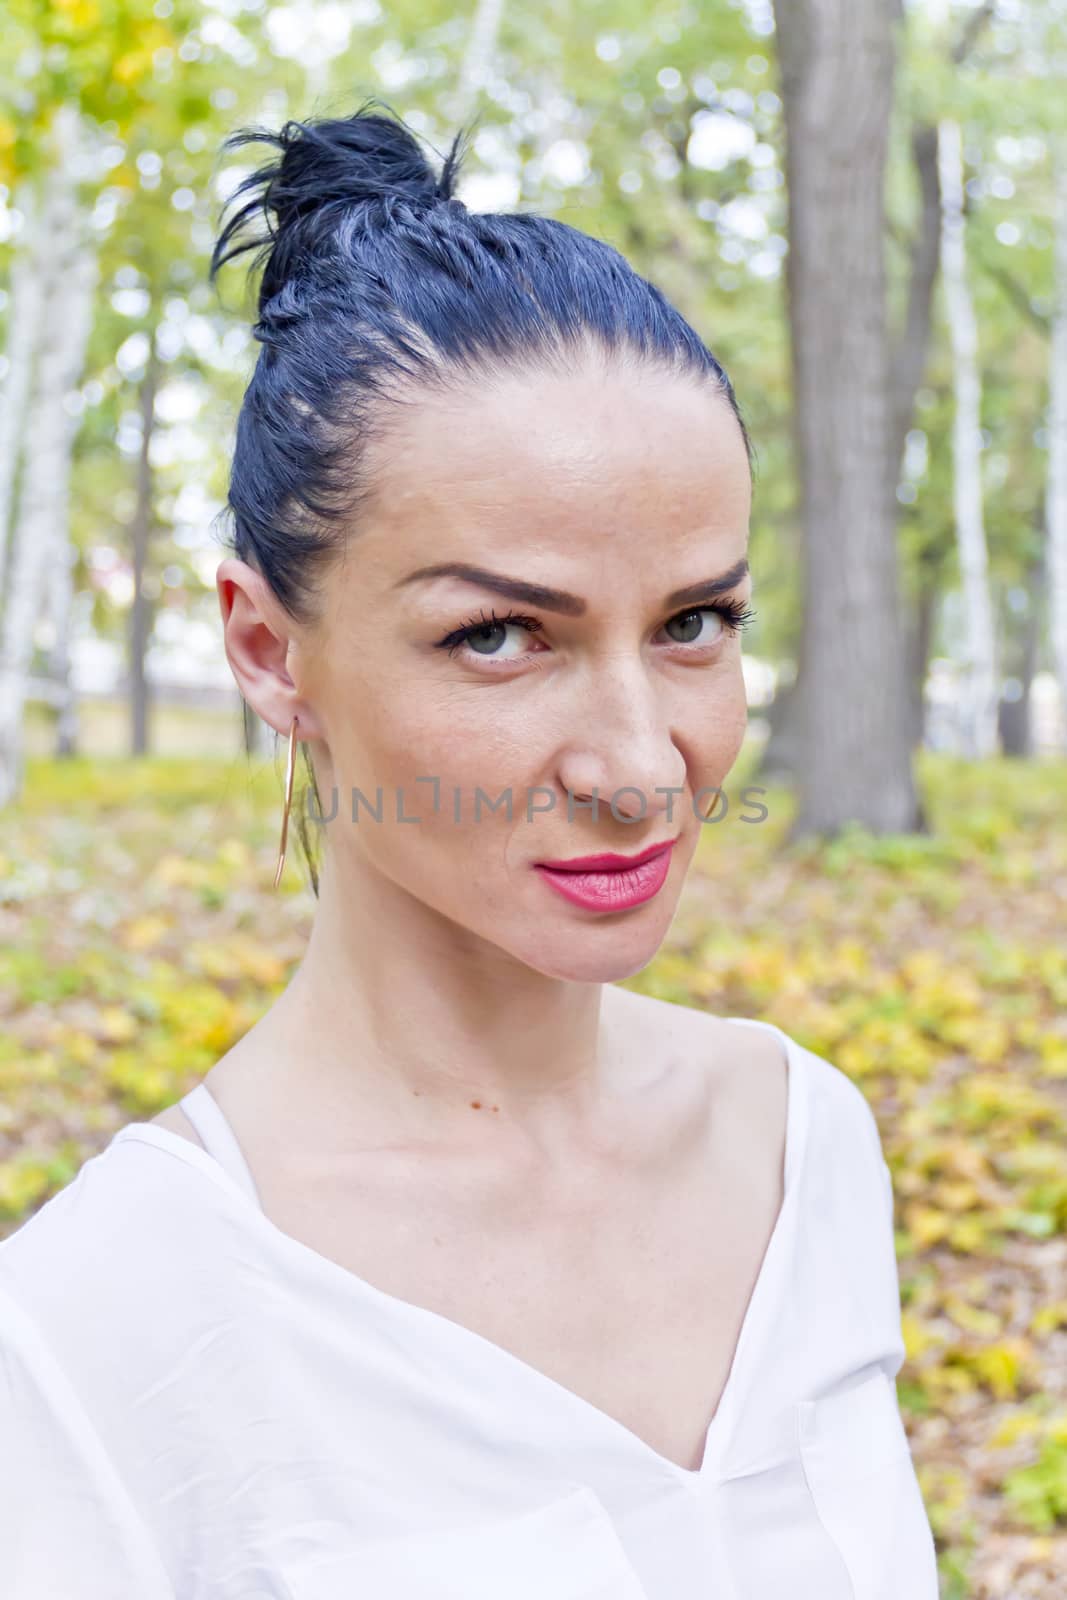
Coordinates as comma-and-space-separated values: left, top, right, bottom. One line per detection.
764, 8, 994, 781
1049, 135, 1067, 753
0, 109, 95, 808
999, 532, 1045, 758
938, 116, 999, 757
760, 119, 942, 784
45, 282, 96, 757
0, 181, 46, 592
758, 679, 801, 786
129, 334, 160, 757
906, 565, 939, 748
48, 544, 82, 759
892, 125, 942, 766
891, 124, 942, 485
890, 12, 993, 755
771, 0, 924, 837
45, 233, 99, 761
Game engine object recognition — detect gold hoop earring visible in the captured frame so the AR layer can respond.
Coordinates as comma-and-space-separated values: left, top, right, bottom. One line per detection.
273, 714, 299, 889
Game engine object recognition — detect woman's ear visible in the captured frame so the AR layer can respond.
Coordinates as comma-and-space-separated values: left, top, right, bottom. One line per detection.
216, 557, 326, 740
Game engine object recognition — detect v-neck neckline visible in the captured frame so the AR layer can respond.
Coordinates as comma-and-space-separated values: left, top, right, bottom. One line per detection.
114, 1016, 807, 1487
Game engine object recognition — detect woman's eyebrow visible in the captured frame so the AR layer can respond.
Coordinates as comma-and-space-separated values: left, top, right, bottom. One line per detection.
665, 558, 750, 609
393, 557, 750, 616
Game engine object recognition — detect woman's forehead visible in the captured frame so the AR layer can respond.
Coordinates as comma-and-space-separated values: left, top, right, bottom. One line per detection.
363, 362, 751, 537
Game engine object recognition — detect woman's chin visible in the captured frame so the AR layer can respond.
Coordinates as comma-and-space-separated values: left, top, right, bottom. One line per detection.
516, 920, 677, 985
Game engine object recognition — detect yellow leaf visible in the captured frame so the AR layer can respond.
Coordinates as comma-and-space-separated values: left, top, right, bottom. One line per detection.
933, 1178, 980, 1213
63, 1031, 99, 1067
829, 939, 870, 976
944, 1295, 1002, 1338
904, 1203, 951, 1248
1037, 1035, 1067, 1079
96, 1006, 138, 1044
59, 0, 100, 23
947, 1216, 989, 1254
113, 50, 148, 84
1030, 1301, 1067, 1337
152, 854, 209, 888
987, 1411, 1042, 1449
901, 1310, 941, 1360
0, 1159, 52, 1218
935, 1366, 979, 1397
120, 914, 171, 952
30, 1052, 60, 1083
899, 950, 949, 985
970, 1339, 1031, 1400
939, 1139, 989, 1181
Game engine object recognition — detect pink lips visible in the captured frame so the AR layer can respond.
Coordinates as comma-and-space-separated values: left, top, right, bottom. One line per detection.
533, 841, 676, 912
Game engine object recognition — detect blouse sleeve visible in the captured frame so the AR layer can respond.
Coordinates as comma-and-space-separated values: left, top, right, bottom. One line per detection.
874, 1139, 908, 1384
0, 1276, 174, 1600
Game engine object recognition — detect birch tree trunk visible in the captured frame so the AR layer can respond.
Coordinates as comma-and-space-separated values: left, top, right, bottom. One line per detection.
129, 336, 160, 757
771, 0, 923, 837
891, 14, 993, 754
46, 234, 99, 759
0, 181, 47, 594
1048, 136, 1067, 753
0, 108, 94, 808
937, 116, 999, 757
998, 539, 1044, 758
48, 542, 81, 758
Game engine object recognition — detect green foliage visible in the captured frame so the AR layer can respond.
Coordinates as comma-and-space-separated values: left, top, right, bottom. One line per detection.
1003, 1418, 1067, 1533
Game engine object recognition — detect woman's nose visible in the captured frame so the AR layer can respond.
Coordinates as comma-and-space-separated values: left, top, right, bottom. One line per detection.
556, 671, 686, 823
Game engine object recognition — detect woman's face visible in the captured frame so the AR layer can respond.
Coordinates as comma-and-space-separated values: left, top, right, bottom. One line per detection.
266, 354, 752, 982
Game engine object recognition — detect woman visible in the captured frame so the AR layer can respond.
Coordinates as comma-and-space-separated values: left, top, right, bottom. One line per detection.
0, 104, 938, 1599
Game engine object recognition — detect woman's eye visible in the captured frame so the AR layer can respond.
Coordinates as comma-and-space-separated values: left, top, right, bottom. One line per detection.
464, 619, 530, 658
436, 609, 544, 663
662, 608, 725, 647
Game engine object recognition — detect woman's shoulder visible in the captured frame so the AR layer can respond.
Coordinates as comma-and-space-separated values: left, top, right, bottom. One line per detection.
608, 984, 789, 1091
612, 987, 885, 1168
0, 1123, 233, 1332
1, 1133, 132, 1269
607, 988, 791, 1183
0, 1124, 272, 1439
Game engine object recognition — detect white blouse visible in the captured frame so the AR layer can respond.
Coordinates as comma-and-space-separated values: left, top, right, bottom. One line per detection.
0, 1017, 939, 1599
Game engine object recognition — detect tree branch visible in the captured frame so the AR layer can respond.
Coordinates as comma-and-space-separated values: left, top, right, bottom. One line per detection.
952, 0, 995, 65
970, 245, 1051, 335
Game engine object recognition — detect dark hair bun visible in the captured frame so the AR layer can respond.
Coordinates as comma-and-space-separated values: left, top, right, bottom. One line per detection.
209, 100, 468, 303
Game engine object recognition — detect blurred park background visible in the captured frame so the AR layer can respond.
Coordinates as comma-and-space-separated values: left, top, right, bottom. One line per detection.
1, 1, 1067, 1595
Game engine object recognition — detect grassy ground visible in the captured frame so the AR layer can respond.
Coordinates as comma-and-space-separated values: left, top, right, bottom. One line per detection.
1, 737, 1065, 1597
22, 696, 252, 760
